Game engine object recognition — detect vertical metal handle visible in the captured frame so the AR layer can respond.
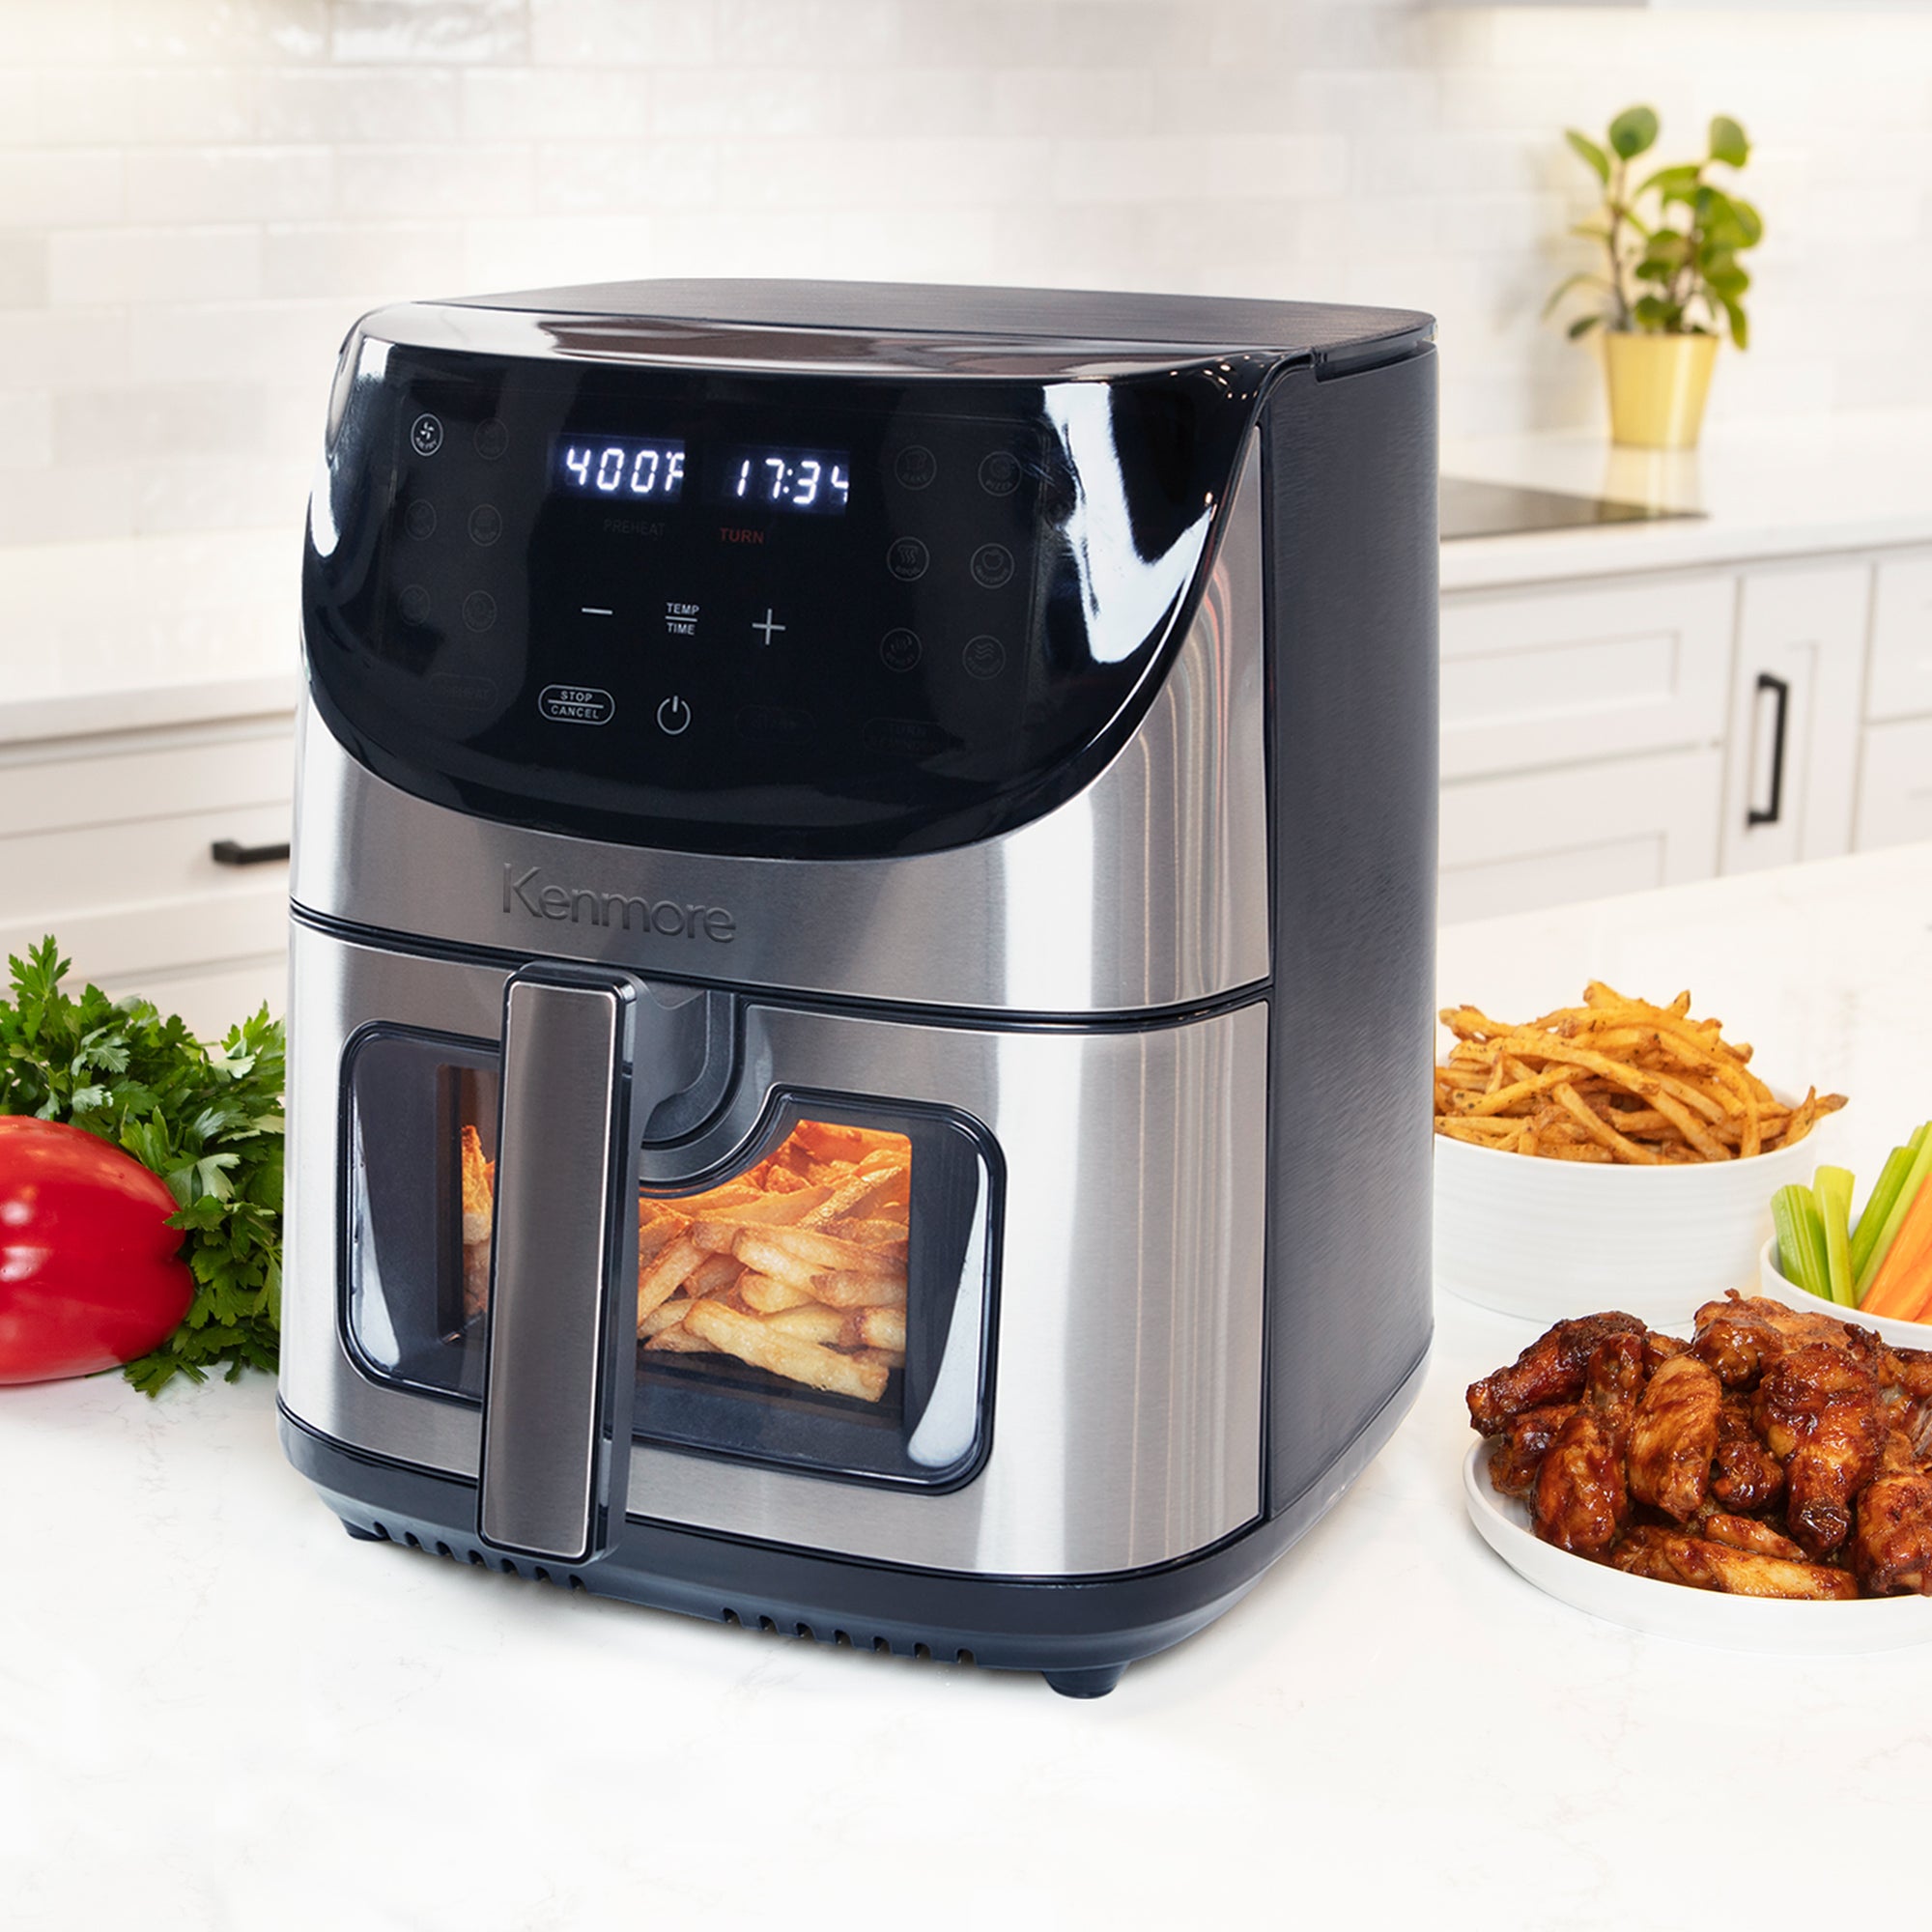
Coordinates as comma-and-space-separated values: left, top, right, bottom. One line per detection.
477, 967, 641, 1566
1747, 671, 1790, 829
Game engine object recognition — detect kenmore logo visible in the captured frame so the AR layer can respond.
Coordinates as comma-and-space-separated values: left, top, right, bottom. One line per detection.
502, 866, 735, 942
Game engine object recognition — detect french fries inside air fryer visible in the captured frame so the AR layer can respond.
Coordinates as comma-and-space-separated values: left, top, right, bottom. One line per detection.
458, 1120, 911, 1403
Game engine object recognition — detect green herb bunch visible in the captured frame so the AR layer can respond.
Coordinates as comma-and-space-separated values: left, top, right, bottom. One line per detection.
0, 938, 284, 1394
1548, 105, 1763, 347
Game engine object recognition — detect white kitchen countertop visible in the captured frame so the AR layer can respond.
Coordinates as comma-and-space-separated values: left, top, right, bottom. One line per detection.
4, 847, 1932, 1928
1442, 406, 1932, 594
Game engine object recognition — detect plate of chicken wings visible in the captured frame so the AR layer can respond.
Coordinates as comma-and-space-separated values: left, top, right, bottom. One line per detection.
1463, 1295, 1932, 1652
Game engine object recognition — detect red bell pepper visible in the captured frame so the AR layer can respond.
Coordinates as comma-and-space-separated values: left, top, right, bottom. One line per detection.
0, 1116, 195, 1384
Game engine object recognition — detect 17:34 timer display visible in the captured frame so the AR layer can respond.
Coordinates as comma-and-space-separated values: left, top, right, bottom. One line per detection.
553, 435, 851, 517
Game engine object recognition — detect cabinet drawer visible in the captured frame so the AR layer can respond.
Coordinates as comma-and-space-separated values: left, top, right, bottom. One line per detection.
0, 716, 293, 837
0, 799, 289, 924
1439, 574, 1736, 781
1866, 552, 1932, 722
1855, 717, 1932, 851
1439, 746, 1724, 923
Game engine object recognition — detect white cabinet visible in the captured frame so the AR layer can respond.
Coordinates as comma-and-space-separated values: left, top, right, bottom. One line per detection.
1438, 549, 1890, 919
1718, 562, 1868, 874
1438, 745, 1723, 925
1438, 574, 1734, 781
1855, 551, 1932, 855
0, 709, 295, 1041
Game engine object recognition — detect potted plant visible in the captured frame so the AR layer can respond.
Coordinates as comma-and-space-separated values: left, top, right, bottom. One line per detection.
1547, 105, 1763, 449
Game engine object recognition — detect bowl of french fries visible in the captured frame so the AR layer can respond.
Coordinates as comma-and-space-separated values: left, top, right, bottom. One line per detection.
1433, 981, 1848, 1324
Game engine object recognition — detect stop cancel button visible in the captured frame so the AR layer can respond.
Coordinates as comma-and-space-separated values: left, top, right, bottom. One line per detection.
539, 684, 616, 725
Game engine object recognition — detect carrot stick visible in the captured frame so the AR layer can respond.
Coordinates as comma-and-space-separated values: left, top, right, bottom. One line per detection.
1861, 1171, 1932, 1319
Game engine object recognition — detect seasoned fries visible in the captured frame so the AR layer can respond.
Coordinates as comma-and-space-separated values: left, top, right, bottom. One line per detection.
458, 1119, 912, 1402
1435, 981, 1846, 1165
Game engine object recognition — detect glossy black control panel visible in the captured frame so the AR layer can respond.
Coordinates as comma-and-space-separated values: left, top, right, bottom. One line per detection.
304, 330, 1265, 858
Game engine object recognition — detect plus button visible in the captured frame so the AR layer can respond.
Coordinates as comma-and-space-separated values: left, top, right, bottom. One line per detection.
752, 608, 786, 646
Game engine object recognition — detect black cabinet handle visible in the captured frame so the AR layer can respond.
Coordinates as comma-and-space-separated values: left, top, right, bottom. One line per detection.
1747, 671, 1790, 829
210, 838, 291, 867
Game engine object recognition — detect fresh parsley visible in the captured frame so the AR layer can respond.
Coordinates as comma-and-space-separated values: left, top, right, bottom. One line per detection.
0, 937, 284, 1394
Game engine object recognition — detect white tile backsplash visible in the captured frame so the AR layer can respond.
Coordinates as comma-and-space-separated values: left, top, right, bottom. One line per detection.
3, 0, 1932, 547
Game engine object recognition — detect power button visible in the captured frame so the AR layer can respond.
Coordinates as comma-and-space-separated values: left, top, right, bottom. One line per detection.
657, 695, 693, 735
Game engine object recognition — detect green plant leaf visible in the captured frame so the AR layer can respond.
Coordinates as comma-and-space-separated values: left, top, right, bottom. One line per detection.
1729, 197, 1764, 247
1568, 222, 1613, 243
1565, 128, 1611, 185
1567, 314, 1603, 339
1637, 162, 1702, 203
1709, 115, 1749, 167
1541, 270, 1611, 320
1634, 294, 1679, 331
1719, 296, 1749, 349
1608, 104, 1660, 160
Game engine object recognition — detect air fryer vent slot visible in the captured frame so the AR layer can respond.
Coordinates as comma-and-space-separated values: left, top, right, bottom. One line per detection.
714, 1604, 975, 1667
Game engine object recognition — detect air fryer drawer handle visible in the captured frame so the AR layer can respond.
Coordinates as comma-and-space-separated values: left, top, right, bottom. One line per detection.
477, 966, 644, 1566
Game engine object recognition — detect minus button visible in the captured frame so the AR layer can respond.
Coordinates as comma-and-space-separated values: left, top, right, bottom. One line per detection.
582, 605, 613, 616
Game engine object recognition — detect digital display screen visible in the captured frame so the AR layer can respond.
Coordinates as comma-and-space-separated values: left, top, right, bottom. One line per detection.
554, 435, 687, 501
708, 443, 850, 517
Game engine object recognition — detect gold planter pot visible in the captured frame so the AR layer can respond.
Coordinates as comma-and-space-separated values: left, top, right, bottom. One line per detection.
1604, 331, 1719, 449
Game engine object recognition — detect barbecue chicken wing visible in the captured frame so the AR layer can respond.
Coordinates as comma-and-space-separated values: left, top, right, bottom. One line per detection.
1691, 1292, 1870, 1389
1612, 1524, 1860, 1600
1854, 1472, 1932, 1595
1754, 1341, 1885, 1559
1693, 1511, 1805, 1559
1466, 1311, 1646, 1435
1628, 1353, 1722, 1521
1711, 1395, 1786, 1513
1532, 1334, 1644, 1556
1487, 1404, 1578, 1501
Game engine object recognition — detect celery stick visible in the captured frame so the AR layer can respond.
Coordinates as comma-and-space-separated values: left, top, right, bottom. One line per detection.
1851, 1142, 1919, 1281
1856, 1122, 1932, 1305
1773, 1183, 1831, 1299
1815, 1166, 1857, 1306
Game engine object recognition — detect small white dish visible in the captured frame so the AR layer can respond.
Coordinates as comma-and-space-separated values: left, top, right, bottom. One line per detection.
1756, 1236, 1932, 1349
1463, 1440, 1932, 1654
1434, 1094, 1846, 1327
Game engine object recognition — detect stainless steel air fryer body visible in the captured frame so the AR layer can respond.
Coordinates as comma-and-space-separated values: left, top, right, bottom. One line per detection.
280, 280, 1439, 1696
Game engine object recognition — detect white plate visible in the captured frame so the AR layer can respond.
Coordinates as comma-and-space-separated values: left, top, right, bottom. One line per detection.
1462, 1440, 1932, 1654
1757, 1236, 1932, 1349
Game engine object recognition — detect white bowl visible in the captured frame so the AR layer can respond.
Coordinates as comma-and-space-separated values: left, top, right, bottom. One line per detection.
1756, 1235, 1932, 1348
1463, 1441, 1932, 1653
1434, 1098, 1846, 1327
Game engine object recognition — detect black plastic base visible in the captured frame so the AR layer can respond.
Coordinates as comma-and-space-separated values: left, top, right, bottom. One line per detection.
280, 1346, 1425, 1695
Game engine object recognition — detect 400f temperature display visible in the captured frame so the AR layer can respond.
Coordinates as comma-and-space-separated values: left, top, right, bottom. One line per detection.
553, 436, 687, 500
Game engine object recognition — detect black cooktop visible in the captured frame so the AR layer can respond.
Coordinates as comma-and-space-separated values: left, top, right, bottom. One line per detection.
1439, 475, 1704, 542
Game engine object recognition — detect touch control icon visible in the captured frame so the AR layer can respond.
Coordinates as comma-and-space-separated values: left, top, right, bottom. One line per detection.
879, 628, 922, 672
404, 499, 436, 540
473, 417, 509, 460
468, 504, 502, 547
979, 450, 1021, 497
399, 583, 432, 625
410, 413, 442, 457
894, 445, 937, 490
540, 684, 615, 725
462, 590, 497, 633
657, 694, 693, 735
886, 537, 928, 582
963, 635, 1007, 680
971, 543, 1014, 590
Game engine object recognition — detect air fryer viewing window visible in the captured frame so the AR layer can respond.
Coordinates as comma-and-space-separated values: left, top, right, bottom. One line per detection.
342, 1029, 995, 1488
